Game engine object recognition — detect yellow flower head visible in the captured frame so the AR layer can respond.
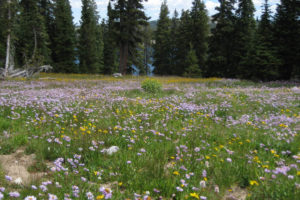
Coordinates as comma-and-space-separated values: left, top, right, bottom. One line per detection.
173, 171, 180, 175
190, 193, 199, 199
250, 180, 259, 186
96, 195, 104, 199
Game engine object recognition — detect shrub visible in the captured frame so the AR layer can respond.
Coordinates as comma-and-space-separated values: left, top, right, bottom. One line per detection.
141, 79, 162, 94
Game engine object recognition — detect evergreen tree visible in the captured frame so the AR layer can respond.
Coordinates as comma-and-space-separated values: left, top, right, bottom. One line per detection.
184, 44, 201, 77
246, 0, 280, 81
103, 1, 118, 74
274, 0, 300, 79
39, 0, 55, 61
0, 1, 7, 67
232, 0, 256, 78
169, 9, 180, 75
207, 0, 236, 77
176, 10, 192, 75
16, 0, 51, 66
78, 0, 103, 73
95, 23, 104, 72
111, 0, 148, 75
141, 23, 153, 75
190, 0, 210, 75
52, 0, 76, 73
153, 0, 171, 75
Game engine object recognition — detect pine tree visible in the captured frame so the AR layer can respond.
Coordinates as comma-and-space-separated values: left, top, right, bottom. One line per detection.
153, 0, 171, 75
232, 0, 256, 78
16, 0, 51, 67
207, 0, 236, 77
190, 0, 210, 75
141, 23, 153, 75
103, 1, 118, 74
78, 0, 103, 73
176, 10, 192, 75
39, 0, 55, 60
246, 0, 280, 81
0, 1, 7, 68
169, 10, 180, 75
52, 0, 76, 73
111, 0, 148, 75
274, 0, 300, 79
184, 44, 201, 77
1, 0, 18, 75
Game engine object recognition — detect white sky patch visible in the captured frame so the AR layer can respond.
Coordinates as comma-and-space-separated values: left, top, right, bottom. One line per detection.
205, 0, 219, 16
70, 0, 280, 24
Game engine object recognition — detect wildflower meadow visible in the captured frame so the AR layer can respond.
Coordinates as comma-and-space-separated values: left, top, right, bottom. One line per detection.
0, 75, 299, 200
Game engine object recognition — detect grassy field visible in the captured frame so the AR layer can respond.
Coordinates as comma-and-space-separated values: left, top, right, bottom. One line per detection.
0, 75, 299, 200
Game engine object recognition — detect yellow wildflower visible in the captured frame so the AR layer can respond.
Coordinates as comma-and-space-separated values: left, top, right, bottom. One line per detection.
173, 171, 180, 175
190, 193, 199, 199
270, 150, 276, 154
250, 180, 259, 186
96, 195, 104, 199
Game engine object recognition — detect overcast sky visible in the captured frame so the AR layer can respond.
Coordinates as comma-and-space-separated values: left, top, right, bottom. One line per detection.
70, 0, 281, 25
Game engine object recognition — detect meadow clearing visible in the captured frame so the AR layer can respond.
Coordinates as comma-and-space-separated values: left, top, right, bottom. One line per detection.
0, 75, 299, 200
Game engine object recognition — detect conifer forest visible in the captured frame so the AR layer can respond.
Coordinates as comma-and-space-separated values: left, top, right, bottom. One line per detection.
0, 0, 299, 80
0, 1, 300, 200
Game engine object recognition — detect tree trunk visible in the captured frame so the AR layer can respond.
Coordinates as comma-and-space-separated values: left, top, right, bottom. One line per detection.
123, 42, 128, 75
4, 0, 11, 77
119, 44, 124, 74
119, 42, 128, 75
31, 27, 38, 61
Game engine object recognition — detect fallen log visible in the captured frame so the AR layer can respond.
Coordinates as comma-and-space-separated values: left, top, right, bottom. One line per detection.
0, 65, 52, 78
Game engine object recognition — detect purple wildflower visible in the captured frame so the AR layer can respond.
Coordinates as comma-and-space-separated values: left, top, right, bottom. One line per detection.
86, 192, 94, 200
5, 175, 12, 181
9, 191, 20, 198
99, 187, 112, 199
24, 196, 37, 200
48, 193, 58, 200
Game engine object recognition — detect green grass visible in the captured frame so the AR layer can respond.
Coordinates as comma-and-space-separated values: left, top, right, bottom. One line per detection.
0, 76, 299, 199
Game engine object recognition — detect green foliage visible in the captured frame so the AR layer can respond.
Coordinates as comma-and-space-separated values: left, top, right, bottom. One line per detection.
16, 0, 51, 66
1, 77, 300, 199
184, 44, 201, 77
102, 2, 118, 74
190, 0, 210, 73
111, 0, 149, 74
176, 10, 193, 75
169, 10, 180, 75
153, 0, 171, 75
79, 0, 103, 74
0, 2, 6, 67
207, 0, 236, 77
154, 0, 209, 77
232, 0, 256, 79
141, 79, 162, 93
52, 0, 77, 73
244, 0, 281, 81
274, 0, 300, 80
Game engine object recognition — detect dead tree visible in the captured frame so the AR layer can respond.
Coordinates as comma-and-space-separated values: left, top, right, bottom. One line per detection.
1, 1, 52, 79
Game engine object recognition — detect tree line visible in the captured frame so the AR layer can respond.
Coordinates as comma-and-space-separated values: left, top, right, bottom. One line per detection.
0, 0, 149, 75
154, 0, 300, 80
0, 0, 299, 80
